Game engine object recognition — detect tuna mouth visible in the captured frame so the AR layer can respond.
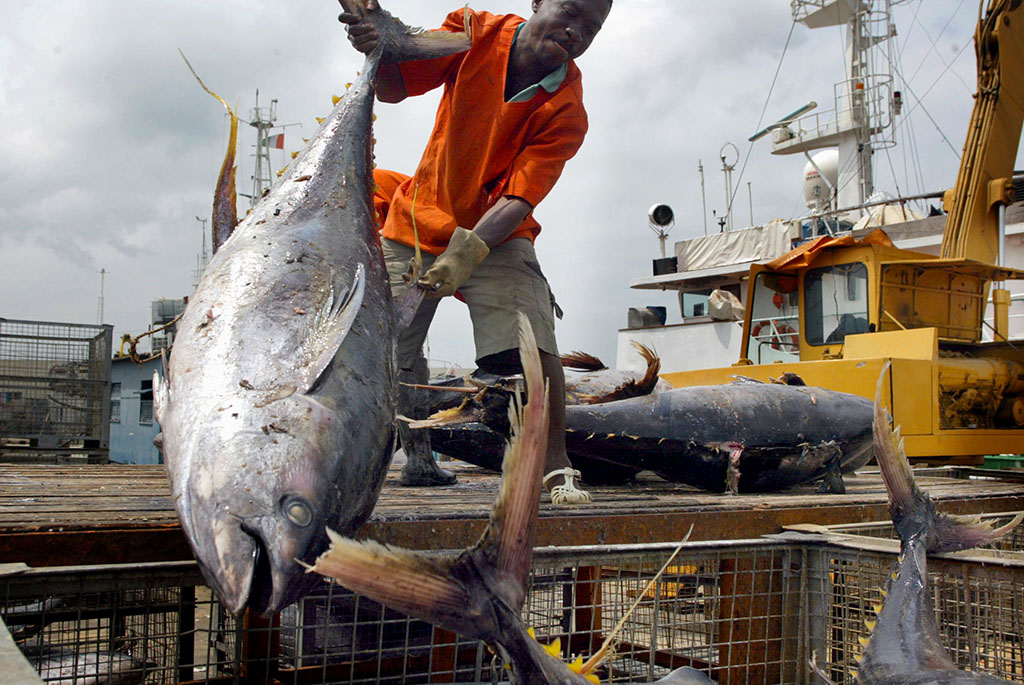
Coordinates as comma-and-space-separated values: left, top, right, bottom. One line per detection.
239, 521, 278, 616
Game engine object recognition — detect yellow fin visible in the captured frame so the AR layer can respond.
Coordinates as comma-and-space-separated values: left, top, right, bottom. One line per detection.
542, 637, 561, 659
864, 617, 877, 631
332, 94, 342, 105
315, 116, 325, 124
858, 636, 870, 648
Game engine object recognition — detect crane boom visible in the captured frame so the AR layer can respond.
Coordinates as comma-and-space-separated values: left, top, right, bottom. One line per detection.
941, 0, 1024, 263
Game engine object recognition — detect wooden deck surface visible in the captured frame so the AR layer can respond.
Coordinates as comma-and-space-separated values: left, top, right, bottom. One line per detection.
2, 461, 1023, 567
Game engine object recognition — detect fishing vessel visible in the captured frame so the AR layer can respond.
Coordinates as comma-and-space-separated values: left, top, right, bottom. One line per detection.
617, 0, 1024, 375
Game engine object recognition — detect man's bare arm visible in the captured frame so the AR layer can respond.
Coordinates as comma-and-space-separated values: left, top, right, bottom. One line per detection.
471, 196, 533, 248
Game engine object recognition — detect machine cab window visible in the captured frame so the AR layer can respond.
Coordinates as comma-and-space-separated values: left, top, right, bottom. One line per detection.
805, 262, 869, 345
746, 271, 800, 363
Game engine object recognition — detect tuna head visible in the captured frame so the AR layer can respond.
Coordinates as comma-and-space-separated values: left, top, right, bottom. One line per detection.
154, 264, 394, 617
157, 370, 385, 616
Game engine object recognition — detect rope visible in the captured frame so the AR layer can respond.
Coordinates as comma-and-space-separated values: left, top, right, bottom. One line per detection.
123, 314, 183, 364
727, 19, 798, 223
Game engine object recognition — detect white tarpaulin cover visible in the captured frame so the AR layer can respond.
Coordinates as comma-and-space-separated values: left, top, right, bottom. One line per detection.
674, 221, 793, 271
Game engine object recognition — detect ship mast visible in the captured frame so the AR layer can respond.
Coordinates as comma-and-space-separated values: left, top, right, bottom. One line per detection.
771, 0, 904, 215
249, 90, 279, 208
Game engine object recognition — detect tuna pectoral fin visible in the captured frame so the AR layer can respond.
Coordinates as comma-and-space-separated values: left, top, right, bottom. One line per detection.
153, 371, 170, 426
312, 532, 472, 630
873, 362, 1024, 553
810, 441, 845, 494
298, 265, 365, 395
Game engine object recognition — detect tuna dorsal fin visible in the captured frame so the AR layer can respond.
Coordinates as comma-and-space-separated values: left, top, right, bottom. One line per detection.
299, 265, 365, 395
179, 49, 239, 252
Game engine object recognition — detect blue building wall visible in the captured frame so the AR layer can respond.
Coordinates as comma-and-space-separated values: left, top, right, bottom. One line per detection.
109, 356, 162, 465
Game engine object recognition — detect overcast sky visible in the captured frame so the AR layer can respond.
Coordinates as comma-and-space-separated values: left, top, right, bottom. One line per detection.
3, 0, 1016, 369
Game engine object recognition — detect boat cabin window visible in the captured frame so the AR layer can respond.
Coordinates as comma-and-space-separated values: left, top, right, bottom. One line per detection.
747, 272, 799, 363
804, 263, 869, 345
680, 285, 740, 318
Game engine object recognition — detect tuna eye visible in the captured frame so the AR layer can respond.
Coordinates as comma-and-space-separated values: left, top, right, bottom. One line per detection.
282, 497, 313, 527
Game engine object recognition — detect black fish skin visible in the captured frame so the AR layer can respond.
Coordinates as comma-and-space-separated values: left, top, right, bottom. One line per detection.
563, 384, 873, 493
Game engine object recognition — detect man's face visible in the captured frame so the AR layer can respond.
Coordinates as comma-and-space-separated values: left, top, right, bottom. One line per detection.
525, 0, 611, 69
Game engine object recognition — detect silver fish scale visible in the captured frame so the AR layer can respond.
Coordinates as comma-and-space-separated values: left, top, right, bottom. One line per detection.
156, 45, 395, 617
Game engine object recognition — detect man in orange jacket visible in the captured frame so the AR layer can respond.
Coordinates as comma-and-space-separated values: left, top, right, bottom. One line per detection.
340, 0, 611, 503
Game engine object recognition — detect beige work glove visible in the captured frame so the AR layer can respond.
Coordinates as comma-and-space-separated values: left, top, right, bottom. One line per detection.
417, 227, 490, 298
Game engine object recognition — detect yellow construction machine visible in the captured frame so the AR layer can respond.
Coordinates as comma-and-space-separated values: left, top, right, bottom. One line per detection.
662, 0, 1024, 463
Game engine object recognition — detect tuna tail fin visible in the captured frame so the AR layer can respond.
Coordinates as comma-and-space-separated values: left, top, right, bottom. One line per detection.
562, 351, 607, 371
475, 314, 549, 604
178, 49, 238, 252
312, 313, 548, 637
873, 362, 1022, 553
339, 0, 472, 66
632, 341, 663, 396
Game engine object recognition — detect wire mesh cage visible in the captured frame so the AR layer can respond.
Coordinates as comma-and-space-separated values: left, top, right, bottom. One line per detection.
0, 318, 113, 456
2, 535, 1023, 684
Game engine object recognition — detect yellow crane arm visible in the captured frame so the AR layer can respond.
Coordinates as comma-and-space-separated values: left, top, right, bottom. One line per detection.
942, 0, 1024, 263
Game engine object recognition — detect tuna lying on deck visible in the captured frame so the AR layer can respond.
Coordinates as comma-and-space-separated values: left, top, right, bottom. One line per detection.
833, 363, 1022, 684
417, 375, 875, 494
154, 0, 471, 617
312, 316, 712, 684
562, 381, 874, 493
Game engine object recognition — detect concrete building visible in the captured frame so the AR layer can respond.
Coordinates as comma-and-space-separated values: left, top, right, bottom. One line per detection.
109, 355, 162, 464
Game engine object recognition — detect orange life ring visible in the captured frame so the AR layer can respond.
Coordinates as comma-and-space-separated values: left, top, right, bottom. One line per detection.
751, 321, 798, 351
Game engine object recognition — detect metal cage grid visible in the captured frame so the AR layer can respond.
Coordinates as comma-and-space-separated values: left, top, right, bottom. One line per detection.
3, 536, 1024, 684
0, 318, 112, 449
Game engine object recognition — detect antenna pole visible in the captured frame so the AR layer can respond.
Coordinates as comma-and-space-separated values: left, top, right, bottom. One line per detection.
748, 181, 753, 226
699, 159, 708, 236
249, 91, 279, 207
97, 268, 106, 324
194, 216, 210, 287
720, 143, 739, 232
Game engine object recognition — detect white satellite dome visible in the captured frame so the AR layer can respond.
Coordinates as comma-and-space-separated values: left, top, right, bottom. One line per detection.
802, 149, 839, 208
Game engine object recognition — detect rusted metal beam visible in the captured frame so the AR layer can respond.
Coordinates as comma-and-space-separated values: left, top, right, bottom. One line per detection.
2, 494, 1022, 567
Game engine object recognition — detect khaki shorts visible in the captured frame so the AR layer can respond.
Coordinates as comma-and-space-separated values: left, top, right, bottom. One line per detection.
382, 237, 559, 369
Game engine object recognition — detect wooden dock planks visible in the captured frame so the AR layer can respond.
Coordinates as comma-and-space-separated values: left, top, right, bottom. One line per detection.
1, 462, 1023, 567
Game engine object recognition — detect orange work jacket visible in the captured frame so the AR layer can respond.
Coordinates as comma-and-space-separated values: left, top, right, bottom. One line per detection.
376, 8, 589, 255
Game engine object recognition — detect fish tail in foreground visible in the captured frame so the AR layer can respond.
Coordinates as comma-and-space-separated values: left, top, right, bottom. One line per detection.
854, 362, 1021, 683
313, 316, 710, 684
339, 0, 473, 65
871, 361, 1021, 555
311, 314, 573, 682
178, 50, 238, 251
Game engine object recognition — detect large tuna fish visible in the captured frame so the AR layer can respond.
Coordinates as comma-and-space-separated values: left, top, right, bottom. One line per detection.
562, 381, 875, 493
838, 364, 1021, 684
312, 316, 712, 684
154, 1, 471, 616
415, 377, 874, 492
